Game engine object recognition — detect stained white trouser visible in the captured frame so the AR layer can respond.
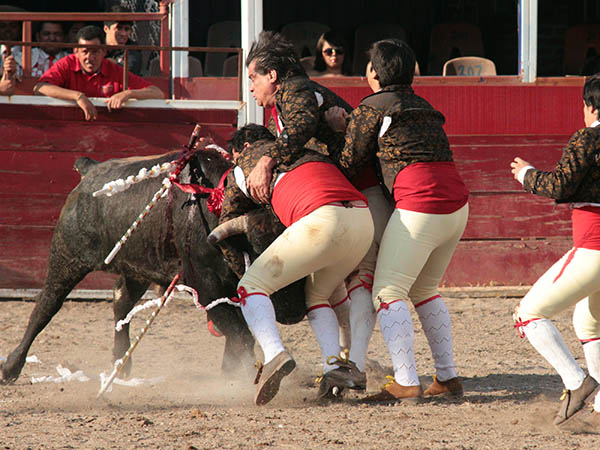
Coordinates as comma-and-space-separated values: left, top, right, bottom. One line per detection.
373, 204, 468, 385
239, 204, 374, 365
344, 186, 393, 371
517, 247, 600, 395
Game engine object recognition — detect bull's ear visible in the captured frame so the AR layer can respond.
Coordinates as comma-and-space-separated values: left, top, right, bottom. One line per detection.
207, 215, 249, 245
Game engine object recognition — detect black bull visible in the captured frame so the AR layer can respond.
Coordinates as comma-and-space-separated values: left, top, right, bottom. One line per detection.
1, 148, 306, 383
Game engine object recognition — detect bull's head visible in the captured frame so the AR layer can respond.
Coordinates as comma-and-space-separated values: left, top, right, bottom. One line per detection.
208, 209, 306, 325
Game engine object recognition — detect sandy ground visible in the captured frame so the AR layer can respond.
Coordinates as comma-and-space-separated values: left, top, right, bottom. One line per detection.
1, 291, 599, 450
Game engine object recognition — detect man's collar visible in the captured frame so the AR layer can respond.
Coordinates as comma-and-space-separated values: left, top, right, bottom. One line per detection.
592, 120, 600, 128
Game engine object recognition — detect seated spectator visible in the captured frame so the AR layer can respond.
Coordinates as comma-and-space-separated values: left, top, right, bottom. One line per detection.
11, 21, 69, 77
103, 5, 142, 75
67, 21, 87, 47
0, 5, 23, 77
0, 52, 17, 95
312, 31, 353, 77
33, 25, 163, 121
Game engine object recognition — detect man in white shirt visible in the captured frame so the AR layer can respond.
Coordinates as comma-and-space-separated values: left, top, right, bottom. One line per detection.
11, 21, 69, 77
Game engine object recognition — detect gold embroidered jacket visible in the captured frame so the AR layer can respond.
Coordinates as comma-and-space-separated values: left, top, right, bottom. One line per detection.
266, 76, 352, 164
218, 140, 333, 276
523, 126, 600, 203
331, 84, 453, 192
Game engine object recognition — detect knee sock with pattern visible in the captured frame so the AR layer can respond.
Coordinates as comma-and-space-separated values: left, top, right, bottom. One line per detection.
377, 300, 420, 386
348, 286, 376, 372
415, 295, 457, 381
308, 306, 341, 373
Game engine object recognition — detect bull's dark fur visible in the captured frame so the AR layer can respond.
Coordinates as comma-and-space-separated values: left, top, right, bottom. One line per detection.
1, 148, 305, 384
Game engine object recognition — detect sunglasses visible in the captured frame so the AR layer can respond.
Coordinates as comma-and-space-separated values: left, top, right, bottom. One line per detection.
323, 47, 344, 56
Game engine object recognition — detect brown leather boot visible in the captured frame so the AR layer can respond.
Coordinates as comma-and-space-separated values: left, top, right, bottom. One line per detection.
254, 351, 296, 406
555, 375, 599, 426
423, 376, 464, 398
361, 376, 423, 404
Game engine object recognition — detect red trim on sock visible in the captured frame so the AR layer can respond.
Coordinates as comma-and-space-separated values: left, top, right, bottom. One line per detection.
377, 298, 404, 313
232, 287, 269, 306
361, 273, 374, 292
307, 303, 333, 313
331, 295, 349, 309
553, 248, 578, 283
414, 294, 442, 308
514, 317, 540, 338
581, 337, 600, 344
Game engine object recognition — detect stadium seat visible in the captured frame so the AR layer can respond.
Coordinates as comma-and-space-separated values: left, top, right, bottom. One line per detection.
353, 23, 407, 76
147, 55, 203, 77
564, 24, 600, 75
222, 54, 239, 77
428, 23, 484, 75
204, 20, 241, 77
442, 56, 496, 76
280, 21, 330, 58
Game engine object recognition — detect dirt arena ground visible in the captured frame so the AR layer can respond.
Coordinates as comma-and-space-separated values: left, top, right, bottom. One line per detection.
1, 289, 599, 450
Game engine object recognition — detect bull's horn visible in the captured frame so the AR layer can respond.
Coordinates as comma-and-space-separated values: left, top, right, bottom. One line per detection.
207, 215, 249, 245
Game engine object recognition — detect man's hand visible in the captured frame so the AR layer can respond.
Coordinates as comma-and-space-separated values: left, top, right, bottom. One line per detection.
104, 90, 133, 111
247, 155, 276, 203
510, 157, 531, 181
75, 94, 97, 121
3, 55, 17, 79
325, 106, 348, 133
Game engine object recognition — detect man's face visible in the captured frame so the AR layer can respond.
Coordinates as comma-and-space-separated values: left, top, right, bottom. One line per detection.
248, 59, 278, 108
74, 38, 105, 74
104, 23, 132, 46
37, 22, 64, 56
366, 61, 380, 93
0, 21, 20, 41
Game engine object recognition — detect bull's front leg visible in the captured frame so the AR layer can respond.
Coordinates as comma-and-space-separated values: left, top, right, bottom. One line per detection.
112, 276, 151, 378
209, 305, 256, 379
2, 249, 91, 383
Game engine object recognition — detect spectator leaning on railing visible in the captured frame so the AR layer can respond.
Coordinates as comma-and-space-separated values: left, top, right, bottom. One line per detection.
33, 25, 163, 121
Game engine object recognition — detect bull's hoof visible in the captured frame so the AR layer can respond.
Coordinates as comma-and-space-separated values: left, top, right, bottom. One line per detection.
1, 361, 21, 385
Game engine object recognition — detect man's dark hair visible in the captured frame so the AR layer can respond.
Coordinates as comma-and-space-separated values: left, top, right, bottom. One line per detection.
368, 38, 416, 87
246, 31, 306, 80
228, 124, 275, 154
583, 74, 600, 118
104, 5, 133, 27
76, 25, 105, 44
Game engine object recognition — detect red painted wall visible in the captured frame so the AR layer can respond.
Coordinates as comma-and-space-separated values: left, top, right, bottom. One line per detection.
0, 78, 586, 289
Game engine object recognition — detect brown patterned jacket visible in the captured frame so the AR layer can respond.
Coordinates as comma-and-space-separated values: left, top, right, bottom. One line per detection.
218, 139, 335, 276
266, 76, 352, 163
331, 84, 453, 192
523, 126, 600, 203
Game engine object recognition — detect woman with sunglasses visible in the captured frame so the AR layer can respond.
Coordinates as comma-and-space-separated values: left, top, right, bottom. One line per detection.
313, 31, 353, 77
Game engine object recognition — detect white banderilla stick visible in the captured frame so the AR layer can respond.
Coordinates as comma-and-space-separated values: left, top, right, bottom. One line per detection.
104, 178, 172, 265
97, 273, 180, 398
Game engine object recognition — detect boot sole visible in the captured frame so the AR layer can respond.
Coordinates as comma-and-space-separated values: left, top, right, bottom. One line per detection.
254, 358, 296, 406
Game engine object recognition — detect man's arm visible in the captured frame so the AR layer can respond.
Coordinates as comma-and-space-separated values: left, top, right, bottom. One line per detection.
517, 129, 600, 200
33, 82, 97, 121
333, 104, 381, 181
247, 83, 318, 202
104, 85, 163, 111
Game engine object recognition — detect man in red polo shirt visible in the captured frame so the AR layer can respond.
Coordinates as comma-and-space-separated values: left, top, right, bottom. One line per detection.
34, 25, 162, 121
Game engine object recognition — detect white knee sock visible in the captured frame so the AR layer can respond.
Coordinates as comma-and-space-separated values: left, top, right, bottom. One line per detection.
378, 300, 420, 386
583, 340, 600, 412
240, 294, 285, 364
523, 319, 586, 390
416, 296, 457, 381
308, 306, 341, 373
332, 297, 351, 351
348, 286, 376, 372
